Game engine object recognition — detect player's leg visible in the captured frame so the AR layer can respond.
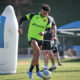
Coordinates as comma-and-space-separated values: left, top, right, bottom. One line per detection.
55, 51, 62, 66
31, 40, 42, 77
48, 50, 56, 71
28, 40, 42, 78
35, 45, 43, 78
42, 41, 49, 70
53, 46, 62, 66
43, 51, 49, 70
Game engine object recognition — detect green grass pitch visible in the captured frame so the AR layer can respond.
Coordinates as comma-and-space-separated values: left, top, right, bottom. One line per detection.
0, 58, 80, 80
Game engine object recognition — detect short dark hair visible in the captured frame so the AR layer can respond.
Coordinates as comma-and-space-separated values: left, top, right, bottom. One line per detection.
42, 4, 51, 12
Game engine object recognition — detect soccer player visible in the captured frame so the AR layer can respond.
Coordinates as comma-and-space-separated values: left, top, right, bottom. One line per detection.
42, 16, 56, 71
18, 4, 52, 79
42, 16, 62, 71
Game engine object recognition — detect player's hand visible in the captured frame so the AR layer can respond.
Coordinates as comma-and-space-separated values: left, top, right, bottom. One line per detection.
39, 32, 45, 36
51, 36, 57, 40
18, 28, 23, 34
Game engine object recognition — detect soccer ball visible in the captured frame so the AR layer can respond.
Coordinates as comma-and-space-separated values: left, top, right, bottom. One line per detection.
42, 70, 51, 80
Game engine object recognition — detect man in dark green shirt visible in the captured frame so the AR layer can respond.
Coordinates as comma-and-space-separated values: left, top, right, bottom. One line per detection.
18, 4, 53, 79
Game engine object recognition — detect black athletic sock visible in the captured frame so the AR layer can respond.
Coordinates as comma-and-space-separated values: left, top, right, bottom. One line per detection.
29, 65, 34, 72
36, 65, 39, 72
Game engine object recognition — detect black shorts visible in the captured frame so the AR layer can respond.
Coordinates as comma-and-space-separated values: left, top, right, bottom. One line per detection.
42, 40, 58, 53
42, 40, 54, 50
28, 38, 42, 46
52, 46, 58, 54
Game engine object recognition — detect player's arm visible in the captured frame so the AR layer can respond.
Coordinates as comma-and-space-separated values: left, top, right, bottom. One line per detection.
43, 17, 52, 34
39, 30, 49, 36
18, 13, 35, 34
18, 16, 27, 34
19, 16, 27, 28
51, 22, 57, 40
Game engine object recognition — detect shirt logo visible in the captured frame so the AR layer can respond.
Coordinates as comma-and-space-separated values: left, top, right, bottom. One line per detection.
43, 19, 46, 22
32, 23, 45, 28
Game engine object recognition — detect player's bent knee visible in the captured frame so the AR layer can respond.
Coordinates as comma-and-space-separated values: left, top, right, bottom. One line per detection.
43, 51, 48, 55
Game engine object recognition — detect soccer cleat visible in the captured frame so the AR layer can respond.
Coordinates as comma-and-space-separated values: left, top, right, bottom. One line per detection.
40, 68, 48, 72
49, 66, 56, 71
27, 70, 33, 79
58, 63, 62, 66
36, 71, 42, 78
43, 68, 48, 70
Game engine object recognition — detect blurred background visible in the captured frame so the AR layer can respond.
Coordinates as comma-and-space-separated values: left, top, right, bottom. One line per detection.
0, 0, 80, 58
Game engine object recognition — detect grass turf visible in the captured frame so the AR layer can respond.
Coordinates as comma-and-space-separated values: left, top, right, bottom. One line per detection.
0, 58, 80, 80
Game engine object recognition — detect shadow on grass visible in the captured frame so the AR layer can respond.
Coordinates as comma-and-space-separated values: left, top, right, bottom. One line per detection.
0, 73, 16, 75
62, 59, 80, 63
16, 72, 26, 74
54, 69, 80, 73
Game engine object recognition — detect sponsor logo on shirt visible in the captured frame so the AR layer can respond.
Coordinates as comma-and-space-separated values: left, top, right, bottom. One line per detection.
32, 23, 45, 28
43, 19, 46, 22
